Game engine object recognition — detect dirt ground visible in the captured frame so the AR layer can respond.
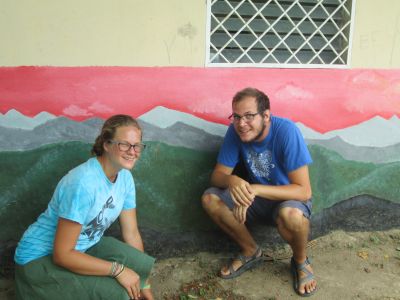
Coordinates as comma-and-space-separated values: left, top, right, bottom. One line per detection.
152, 229, 400, 300
1, 229, 400, 300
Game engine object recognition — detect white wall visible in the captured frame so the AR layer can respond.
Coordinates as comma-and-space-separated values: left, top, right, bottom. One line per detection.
1, 0, 399, 68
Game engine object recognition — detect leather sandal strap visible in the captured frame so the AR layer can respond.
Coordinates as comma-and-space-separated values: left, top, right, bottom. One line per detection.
236, 246, 261, 263
294, 257, 314, 285
298, 272, 315, 286
237, 254, 248, 264
295, 257, 311, 271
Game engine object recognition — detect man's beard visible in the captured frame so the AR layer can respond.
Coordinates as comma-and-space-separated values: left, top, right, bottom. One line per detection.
253, 121, 267, 141
245, 119, 267, 143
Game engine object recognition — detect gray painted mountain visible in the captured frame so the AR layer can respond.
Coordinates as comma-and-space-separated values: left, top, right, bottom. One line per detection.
0, 117, 223, 152
3, 108, 400, 147
0, 117, 101, 151
82, 117, 105, 128
306, 136, 400, 163
139, 121, 223, 152
139, 106, 228, 137
1, 109, 399, 163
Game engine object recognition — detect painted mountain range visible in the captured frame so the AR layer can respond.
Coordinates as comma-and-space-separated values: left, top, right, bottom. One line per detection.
1, 107, 399, 163
0, 106, 399, 246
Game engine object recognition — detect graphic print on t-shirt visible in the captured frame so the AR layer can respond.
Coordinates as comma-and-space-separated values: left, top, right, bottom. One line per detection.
246, 147, 275, 181
83, 196, 115, 240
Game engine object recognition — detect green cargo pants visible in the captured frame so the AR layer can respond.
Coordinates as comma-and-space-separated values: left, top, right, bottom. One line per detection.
15, 236, 155, 300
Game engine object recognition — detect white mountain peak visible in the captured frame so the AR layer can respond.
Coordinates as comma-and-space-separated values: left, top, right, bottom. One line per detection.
5, 109, 24, 117
296, 122, 327, 140
298, 116, 400, 147
389, 115, 400, 127
33, 111, 56, 122
139, 106, 228, 136
322, 115, 400, 147
34, 111, 55, 118
0, 109, 56, 130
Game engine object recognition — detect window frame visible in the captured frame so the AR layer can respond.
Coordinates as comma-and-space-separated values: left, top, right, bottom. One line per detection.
205, 0, 357, 68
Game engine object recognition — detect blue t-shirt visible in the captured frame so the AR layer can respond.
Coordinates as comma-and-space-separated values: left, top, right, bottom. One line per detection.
218, 116, 312, 186
14, 157, 136, 265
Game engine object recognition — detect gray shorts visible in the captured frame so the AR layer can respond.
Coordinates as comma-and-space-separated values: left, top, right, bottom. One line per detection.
204, 187, 312, 225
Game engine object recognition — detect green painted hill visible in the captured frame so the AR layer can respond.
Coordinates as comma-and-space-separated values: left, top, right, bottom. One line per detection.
0, 141, 399, 242
0, 141, 216, 241
308, 145, 400, 211
132, 142, 216, 231
0, 142, 91, 241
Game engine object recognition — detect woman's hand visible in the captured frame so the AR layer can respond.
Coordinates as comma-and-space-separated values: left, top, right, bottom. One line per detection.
115, 267, 141, 300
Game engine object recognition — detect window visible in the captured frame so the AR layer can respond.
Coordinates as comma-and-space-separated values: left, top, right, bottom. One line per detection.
206, 0, 356, 68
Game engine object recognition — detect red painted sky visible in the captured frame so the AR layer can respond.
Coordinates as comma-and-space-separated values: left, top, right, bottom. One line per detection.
0, 67, 399, 132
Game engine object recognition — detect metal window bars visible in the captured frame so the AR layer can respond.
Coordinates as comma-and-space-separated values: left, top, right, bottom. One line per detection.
206, 0, 356, 68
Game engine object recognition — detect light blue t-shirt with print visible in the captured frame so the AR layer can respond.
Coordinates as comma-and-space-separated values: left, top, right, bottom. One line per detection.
217, 116, 312, 186
14, 157, 136, 265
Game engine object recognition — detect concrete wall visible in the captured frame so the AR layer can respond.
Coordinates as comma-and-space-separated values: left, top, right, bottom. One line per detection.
0, 0, 399, 257
1, 0, 400, 67
352, 0, 400, 67
0, 0, 205, 66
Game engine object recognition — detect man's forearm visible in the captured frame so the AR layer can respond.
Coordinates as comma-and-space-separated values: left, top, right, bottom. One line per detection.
252, 183, 311, 202
211, 170, 234, 188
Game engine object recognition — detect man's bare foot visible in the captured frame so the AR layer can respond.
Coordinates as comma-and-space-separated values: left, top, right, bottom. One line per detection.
291, 257, 317, 296
220, 247, 263, 279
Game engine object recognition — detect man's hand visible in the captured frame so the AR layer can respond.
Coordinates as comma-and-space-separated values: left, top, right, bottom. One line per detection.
228, 175, 255, 207
233, 204, 248, 224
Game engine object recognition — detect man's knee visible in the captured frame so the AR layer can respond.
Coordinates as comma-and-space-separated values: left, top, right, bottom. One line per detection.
201, 193, 223, 214
201, 193, 216, 209
277, 206, 308, 233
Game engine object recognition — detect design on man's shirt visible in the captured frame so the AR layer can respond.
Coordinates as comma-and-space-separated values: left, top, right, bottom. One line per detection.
83, 196, 115, 240
246, 147, 275, 181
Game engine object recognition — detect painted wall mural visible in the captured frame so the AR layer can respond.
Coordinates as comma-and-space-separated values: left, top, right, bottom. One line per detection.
1, 67, 400, 259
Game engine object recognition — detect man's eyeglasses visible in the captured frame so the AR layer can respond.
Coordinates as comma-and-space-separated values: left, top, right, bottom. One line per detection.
108, 140, 146, 153
228, 112, 261, 123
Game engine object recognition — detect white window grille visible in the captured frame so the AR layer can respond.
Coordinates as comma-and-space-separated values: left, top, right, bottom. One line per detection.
206, 0, 356, 68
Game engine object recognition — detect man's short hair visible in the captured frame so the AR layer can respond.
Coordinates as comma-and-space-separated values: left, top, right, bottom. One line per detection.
232, 87, 270, 112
